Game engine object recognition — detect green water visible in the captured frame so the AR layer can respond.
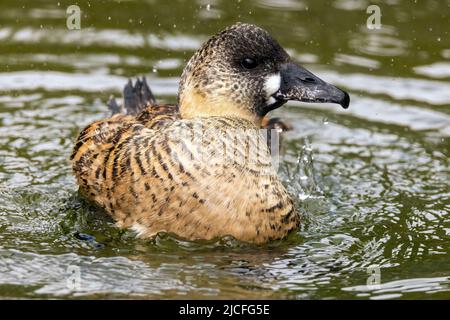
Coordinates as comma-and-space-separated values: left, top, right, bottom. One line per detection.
0, 0, 449, 299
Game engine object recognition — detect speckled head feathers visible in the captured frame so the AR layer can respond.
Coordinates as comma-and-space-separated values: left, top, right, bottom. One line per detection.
178, 23, 290, 123
178, 23, 350, 124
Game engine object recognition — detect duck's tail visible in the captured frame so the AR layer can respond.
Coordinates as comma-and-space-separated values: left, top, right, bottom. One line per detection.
107, 76, 157, 116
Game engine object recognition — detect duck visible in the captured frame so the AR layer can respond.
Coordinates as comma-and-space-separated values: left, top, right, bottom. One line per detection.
71, 23, 349, 244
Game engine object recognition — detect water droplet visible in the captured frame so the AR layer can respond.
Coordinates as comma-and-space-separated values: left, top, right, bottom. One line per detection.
323, 118, 329, 125
152, 67, 157, 73
206, 4, 211, 11
437, 37, 441, 42
297, 193, 310, 201
108, 16, 111, 21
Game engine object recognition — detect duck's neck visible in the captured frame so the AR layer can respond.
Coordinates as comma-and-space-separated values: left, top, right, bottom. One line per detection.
179, 88, 262, 126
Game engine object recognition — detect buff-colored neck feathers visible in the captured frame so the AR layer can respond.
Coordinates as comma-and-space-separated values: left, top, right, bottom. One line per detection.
179, 84, 262, 126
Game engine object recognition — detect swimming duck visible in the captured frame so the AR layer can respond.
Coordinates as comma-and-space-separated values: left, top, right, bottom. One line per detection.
71, 23, 349, 244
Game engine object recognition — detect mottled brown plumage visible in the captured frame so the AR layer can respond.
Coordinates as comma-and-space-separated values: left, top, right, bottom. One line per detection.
71, 23, 349, 243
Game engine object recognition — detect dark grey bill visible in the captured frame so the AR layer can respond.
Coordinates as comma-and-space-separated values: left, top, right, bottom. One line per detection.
274, 61, 350, 109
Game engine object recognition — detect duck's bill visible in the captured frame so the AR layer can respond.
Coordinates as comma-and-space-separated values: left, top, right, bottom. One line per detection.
274, 62, 350, 109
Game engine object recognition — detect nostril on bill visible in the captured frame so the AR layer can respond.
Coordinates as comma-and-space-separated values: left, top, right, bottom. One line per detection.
303, 77, 316, 83
293, 76, 316, 83
296, 76, 316, 84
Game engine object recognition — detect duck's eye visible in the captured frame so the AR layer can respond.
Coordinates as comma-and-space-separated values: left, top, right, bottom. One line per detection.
241, 57, 258, 70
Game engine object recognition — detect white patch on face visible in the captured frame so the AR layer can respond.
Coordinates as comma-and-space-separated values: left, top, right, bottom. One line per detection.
266, 96, 277, 106
264, 73, 281, 98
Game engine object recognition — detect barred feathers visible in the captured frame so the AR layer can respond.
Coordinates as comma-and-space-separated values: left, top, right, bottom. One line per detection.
71, 105, 298, 243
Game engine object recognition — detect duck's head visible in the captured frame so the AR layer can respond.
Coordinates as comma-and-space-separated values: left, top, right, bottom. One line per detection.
179, 23, 349, 125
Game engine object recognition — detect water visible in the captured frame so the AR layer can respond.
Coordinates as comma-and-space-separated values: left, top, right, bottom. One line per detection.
0, 0, 449, 299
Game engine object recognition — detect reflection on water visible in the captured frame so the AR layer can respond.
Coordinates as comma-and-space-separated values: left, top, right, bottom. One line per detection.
350, 25, 409, 57
0, 0, 449, 299
414, 62, 450, 79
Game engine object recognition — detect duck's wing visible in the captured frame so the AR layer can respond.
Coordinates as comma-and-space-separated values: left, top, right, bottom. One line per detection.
72, 77, 179, 166
136, 103, 180, 129
71, 78, 180, 201
108, 76, 156, 116
108, 77, 181, 129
